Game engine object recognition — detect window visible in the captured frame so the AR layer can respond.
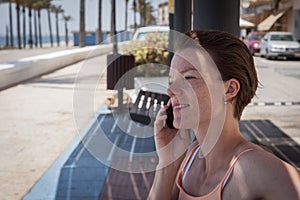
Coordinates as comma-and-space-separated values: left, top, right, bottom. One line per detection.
270, 34, 295, 41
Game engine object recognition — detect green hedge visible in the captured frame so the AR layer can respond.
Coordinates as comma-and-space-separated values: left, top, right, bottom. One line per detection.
122, 32, 170, 77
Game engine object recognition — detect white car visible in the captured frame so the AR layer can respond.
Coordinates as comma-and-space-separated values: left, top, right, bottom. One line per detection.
132, 26, 169, 41
260, 31, 300, 59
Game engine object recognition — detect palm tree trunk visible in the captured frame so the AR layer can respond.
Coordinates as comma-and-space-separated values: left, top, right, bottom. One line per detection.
6, 25, 9, 47
133, 0, 137, 31
65, 21, 69, 47
9, 1, 14, 47
125, 0, 128, 40
97, 0, 102, 44
16, 0, 21, 49
55, 13, 60, 46
22, 6, 26, 48
28, 7, 33, 49
47, 9, 53, 47
80, 0, 85, 47
34, 10, 38, 47
38, 9, 42, 48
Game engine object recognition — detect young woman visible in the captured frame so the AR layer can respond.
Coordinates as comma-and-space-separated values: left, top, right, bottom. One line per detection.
148, 30, 300, 200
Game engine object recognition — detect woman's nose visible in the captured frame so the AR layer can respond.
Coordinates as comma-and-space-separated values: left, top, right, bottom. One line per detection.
167, 87, 174, 97
167, 81, 182, 97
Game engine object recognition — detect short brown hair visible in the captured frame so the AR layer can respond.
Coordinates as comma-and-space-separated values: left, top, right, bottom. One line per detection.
185, 30, 258, 120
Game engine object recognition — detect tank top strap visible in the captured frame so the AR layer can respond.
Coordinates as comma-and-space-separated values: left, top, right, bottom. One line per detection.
181, 144, 201, 173
177, 144, 200, 186
221, 148, 255, 189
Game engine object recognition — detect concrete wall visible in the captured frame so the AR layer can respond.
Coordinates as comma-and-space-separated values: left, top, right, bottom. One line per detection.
0, 44, 113, 90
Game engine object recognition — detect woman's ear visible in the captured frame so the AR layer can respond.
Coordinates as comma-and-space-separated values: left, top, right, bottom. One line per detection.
225, 79, 240, 102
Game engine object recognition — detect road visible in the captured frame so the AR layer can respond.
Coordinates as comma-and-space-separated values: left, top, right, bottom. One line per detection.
243, 56, 300, 144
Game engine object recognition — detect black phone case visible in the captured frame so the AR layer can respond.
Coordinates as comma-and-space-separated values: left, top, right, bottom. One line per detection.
166, 106, 175, 129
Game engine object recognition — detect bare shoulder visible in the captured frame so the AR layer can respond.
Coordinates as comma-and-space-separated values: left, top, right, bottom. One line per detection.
232, 144, 300, 199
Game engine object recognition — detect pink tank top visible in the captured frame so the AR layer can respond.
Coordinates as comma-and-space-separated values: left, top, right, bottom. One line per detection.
176, 145, 254, 200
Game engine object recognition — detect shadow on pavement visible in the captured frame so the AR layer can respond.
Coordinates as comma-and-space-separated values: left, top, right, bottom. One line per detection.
51, 116, 300, 199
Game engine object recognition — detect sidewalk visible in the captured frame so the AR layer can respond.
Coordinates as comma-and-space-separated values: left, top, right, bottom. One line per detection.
0, 48, 115, 200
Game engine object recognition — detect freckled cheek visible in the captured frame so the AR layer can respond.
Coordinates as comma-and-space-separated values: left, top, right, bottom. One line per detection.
193, 88, 212, 115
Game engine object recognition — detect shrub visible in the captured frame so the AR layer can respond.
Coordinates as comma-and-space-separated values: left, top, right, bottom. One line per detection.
122, 32, 169, 77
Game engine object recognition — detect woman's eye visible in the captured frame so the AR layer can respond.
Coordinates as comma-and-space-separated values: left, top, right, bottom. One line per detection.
184, 76, 196, 80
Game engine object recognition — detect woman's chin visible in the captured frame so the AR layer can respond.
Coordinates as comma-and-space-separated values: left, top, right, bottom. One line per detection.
173, 118, 188, 129
173, 118, 181, 129
174, 117, 200, 130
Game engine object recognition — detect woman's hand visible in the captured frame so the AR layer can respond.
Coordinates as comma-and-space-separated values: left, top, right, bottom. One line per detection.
154, 104, 190, 167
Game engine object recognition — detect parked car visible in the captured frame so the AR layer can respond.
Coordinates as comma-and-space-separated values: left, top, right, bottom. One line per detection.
132, 26, 169, 41
260, 31, 300, 59
244, 31, 266, 55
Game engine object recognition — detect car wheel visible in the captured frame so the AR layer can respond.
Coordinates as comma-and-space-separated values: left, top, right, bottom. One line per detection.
260, 47, 265, 57
266, 48, 271, 60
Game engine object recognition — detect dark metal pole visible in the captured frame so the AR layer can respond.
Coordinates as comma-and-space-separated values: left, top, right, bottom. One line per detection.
174, 0, 191, 33
111, 0, 118, 56
168, 0, 174, 65
193, 0, 240, 37
111, 0, 122, 110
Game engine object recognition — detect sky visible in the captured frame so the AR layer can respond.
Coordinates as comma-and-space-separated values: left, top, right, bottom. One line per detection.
0, 0, 166, 37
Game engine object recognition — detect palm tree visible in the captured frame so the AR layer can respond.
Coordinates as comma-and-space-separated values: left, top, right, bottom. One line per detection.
22, 4, 26, 48
45, 0, 53, 47
51, 4, 63, 46
9, 0, 14, 47
138, 0, 145, 26
32, 0, 52, 48
97, 0, 102, 44
144, 1, 155, 25
79, 0, 85, 47
133, 0, 137, 31
63, 14, 71, 47
6, 25, 9, 46
32, 0, 44, 47
24, 0, 38, 49
135, 0, 155, 26
124, 0, 128, 40
33, 7, 37, 47
0, 0, 14, 47
16, 0, 21, 48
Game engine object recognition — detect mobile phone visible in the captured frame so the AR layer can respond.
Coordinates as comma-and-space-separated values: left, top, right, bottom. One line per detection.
166, 106, 175, 129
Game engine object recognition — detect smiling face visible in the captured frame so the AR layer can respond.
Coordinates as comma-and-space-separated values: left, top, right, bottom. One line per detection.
168, 49, 215, 131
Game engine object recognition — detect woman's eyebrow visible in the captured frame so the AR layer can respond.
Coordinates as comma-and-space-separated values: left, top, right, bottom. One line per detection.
179, 68, 198, 74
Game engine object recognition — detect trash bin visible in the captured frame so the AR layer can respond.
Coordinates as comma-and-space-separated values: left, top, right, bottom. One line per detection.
107, 54, 135, 90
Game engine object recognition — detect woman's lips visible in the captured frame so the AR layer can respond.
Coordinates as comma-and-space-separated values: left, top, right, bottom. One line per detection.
173, 104, 190, 110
